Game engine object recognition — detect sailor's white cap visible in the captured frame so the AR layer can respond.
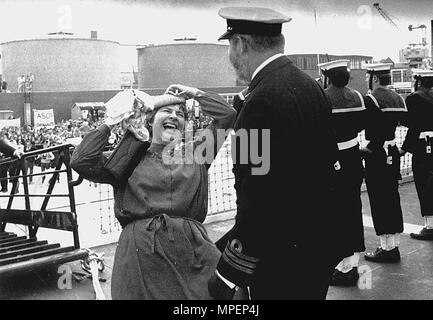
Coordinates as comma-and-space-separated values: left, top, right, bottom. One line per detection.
365, 63, 392, 73
412, 68, 433, 78
317, 59, 350, 72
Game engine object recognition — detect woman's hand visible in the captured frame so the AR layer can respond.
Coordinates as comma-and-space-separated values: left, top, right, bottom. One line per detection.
126, 121, 150, 142
132, 89, 155, 114
165, 84, 202, 100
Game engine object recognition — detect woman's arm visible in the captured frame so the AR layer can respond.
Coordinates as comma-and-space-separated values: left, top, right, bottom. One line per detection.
194, 90, 237, 168
71, 89, 151, 184
70, 124, 117, 185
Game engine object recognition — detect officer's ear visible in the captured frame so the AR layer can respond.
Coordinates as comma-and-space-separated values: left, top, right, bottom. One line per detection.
232, 34, 249, 54
372, 75, 379, 83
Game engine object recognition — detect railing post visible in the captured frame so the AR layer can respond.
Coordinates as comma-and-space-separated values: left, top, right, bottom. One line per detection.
63, 146, 81, 249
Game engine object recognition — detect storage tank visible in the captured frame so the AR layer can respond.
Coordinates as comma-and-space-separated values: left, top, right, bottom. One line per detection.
1, 36, 121, 92
137, 42, 236, 89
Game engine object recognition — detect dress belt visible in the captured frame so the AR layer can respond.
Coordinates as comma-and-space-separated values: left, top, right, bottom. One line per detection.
145, 214, 175, 254
337, 137, 358, 151
419, 131, 433, 140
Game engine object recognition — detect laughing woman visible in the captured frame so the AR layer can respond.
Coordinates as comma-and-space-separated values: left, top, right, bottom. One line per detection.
71, 86, 236, 299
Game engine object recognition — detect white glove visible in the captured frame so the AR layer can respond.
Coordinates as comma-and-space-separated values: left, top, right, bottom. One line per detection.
165, 84, 202, 100
104, 90, 136, 126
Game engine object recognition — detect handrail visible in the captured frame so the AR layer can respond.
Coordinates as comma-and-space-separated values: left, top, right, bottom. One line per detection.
0, 143, 81, 248
0, 144, 74, 166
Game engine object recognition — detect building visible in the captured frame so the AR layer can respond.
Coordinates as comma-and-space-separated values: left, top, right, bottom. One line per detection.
390, 64, 414, 96
1, 33, 121, 93
137, 42, 236, 89
399, 44, 430, 69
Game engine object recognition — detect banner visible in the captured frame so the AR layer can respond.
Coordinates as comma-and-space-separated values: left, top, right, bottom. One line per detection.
0, 118, 20, 129
34, 109, 55, 127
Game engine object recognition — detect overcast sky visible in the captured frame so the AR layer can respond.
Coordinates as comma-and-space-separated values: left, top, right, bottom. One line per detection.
0, 0, 432, 71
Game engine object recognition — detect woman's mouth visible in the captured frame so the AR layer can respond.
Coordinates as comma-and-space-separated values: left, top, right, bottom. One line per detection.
163, 122, 178, 130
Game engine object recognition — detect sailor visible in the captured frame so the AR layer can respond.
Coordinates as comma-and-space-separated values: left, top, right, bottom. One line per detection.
401, 69, 433, 240
318, 59, 372, 286
362, 63, 407, 263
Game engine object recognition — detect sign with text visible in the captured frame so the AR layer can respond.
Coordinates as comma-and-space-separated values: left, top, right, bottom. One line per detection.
34, 109, 55, 127
0, 118, 20, 129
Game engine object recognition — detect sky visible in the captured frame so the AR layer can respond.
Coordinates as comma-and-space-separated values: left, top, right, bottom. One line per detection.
0, 0, 432, 71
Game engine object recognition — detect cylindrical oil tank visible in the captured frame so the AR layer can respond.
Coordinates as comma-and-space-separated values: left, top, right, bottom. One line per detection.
137, 43, 236, 89
1, 38, 121, 92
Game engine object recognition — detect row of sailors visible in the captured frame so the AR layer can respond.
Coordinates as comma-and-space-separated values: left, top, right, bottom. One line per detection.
316, 60, 433, 287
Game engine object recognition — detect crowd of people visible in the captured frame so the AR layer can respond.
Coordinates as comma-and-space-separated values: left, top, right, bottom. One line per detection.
0, 119, 121, 192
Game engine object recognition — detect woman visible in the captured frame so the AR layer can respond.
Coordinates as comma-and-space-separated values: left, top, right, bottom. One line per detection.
71, 85, 236, 299
401, 69, 433, 240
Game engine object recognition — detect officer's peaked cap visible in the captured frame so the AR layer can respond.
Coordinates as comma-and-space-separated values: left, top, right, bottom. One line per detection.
218, 7, 291, 40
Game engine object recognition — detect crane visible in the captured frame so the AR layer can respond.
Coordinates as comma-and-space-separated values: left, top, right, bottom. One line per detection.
373, 3, 399, 30
408, 24, 427, 46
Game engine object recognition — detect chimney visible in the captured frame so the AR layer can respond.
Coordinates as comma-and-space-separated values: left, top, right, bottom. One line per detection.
91, 31, 98, 39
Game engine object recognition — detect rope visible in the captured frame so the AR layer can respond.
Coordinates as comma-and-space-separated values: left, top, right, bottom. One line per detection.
80, 249, 106, 300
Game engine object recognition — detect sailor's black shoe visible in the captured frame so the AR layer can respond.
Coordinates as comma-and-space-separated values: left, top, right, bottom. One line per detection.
364, 247, 400, 263
410, 227, 433, 241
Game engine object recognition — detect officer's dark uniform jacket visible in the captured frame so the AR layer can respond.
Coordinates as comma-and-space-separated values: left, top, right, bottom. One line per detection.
325, 86, 369, 254
216, 55, 346, 290
402, 90, 433, 216
364, 87, 407, 235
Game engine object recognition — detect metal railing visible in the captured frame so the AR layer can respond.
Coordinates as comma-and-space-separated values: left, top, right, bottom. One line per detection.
0, 144, 88, 277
